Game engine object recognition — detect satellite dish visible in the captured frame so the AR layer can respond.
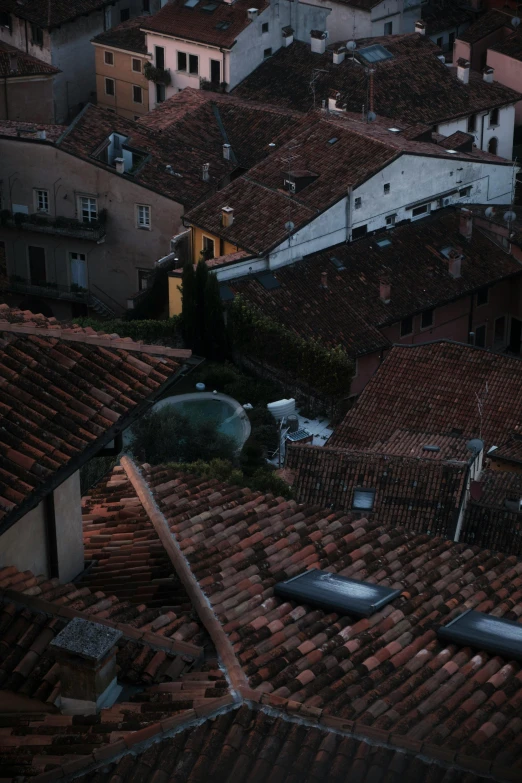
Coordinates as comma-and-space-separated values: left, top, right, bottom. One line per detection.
346, 41, 357, 50
285, 221, 295, 232
367, 111, 377, 122
467, 438, 484, 454
484, 206, 494, 218
504, 210, 517, 222
512, 16, 521, 27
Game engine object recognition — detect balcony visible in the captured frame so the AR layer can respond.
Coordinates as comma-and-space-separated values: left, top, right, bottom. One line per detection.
8, 276, 90, 303
1, 211, 107, 242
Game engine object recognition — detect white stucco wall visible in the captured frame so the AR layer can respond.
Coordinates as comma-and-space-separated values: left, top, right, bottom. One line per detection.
438, 104, 515, 160
303, 0, 418, 43
0, 502, 48, 578
54, 471, 84, 583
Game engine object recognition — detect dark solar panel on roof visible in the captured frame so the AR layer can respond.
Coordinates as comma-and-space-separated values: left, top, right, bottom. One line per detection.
438, 609, 522, 661
274, 569, 401, 617
257, 273, 281, 290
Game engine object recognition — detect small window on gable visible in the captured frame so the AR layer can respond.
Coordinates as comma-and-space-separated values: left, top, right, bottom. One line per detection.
31, 24, 44, 46
120, 8, 130, 22
189, 54, 198, 75
0, 12, 11, 30
35, 189, 49, 213
421, 309, 433, 329
490, 108, 499, 126
353, 488, 376, 510
436, 36, 443, 48
384, 183, 390, 195
132, 58, 142, 73
262, 22, 269, 33
384, 21, 393, 35
264, 48, 272, 59
468, 114, 476, 133
354, 196, 362, 209
386, 214, 396, 227
352, 224, 367, 240
474, 324, 486, 347
477, 286, 489, 306
136, 204, 151, 229
104, 51, 114, 65
401, 315, 413, 336
412, 203, 429, 219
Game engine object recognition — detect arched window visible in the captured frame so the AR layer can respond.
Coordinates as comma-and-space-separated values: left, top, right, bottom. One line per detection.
488, 137, 498, 155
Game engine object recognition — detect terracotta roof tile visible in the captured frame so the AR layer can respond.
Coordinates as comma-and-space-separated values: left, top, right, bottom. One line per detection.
458, 10, 511, 44
91, 15, 148, 54
0, 42, 60, 77
0, 0, 113, 28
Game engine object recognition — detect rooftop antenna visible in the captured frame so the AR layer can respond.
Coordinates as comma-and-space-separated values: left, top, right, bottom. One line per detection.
309, 68, 328, 110
475, 382, 488, 440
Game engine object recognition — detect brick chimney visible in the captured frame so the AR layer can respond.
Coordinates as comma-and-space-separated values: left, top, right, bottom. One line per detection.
50, 618, 122, 716
282, 26, 294, 47
222, 206, 234, 227
311, 30, 327, 55
447, 249, 462, 278
380, 279, 391, 303
457, 58, 470, 84
483, 66, 494, 83
114, 157, 124, 174
415, 20, 426, 36
321, 270, 328, 289
459, 208, 473, 241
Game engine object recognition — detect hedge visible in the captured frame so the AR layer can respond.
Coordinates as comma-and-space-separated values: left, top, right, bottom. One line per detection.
73, 316, 180, 343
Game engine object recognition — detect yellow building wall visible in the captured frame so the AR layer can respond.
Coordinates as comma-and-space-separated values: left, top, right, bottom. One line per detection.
94, 45, 149, 120
169, 274, 183, 317
191, 226, 240, 263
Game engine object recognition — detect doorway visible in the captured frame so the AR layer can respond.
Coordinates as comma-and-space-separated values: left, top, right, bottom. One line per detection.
28, 246, 46, 285
70, 252, 87, 289
509, 317, 522, 354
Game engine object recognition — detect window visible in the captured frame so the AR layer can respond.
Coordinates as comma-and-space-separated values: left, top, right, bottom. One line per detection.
490, 108, 499, 127
138, 269, 150, 290
474, 324, 486, 348
35, 189, 49, 213
352, 225, 367, 240
31, 24, 44, 46
155, 45, 165, 70
133, 85, 143, 104
477, 286, 489, 306
263, 48, 272, 59
386, 214, 396, 228
384, 183, 390, 195
494, 316, 506, 345
436, 36, 443, 48
156, 83, 165, 103
401, 315, 413, 336
202, 235, 215, 259
189, 54, 198, 75
136, 204, 151, 229
79, 196, 97, 223
353, 488, 376, 511
28, 246, 46, 285
0, 12, 12, 30
262, 22, 269, 34
120, 8, 130, 22
104, 50, 114, 65
143, 0, 150, 10
384, 21, 393, 35
459, 186, 472, 198
210, 59, 220, 83
177, 51, 187, 71
488, 137, 498, 155
412, 203, 429, 219
132, 58, 142, 73
468, 114, 476, 133
105, 77, 115, 96
354, 196, 362, 209
421, 309, 434, 329
449, 32, 455, 49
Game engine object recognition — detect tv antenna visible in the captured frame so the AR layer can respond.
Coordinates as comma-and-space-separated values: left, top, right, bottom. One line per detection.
309, 69, 328, 110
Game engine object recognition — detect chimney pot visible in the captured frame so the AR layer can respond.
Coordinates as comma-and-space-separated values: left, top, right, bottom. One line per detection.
333, 48, 345, 65
202, 162, 210, 182
483, 66, 494, 83
37, 129, 46, 140
457, 58, 470, 84
321, 270, 328, 288
459, 207, 473, 241
50, 618, 122, 715
415, 20, 426, 35
311, 29, 327, 55
222, 206, 234, 227
282, 26, 294, 47
448, 253, 462, 278
379, 279, 391, 303
223, 143, 231, 160
114, 157, 124, 174
247, 8, 258, 21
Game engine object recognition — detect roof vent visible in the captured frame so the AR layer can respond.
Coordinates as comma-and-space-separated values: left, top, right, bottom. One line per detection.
202, 162, 210, 182
50, 618, 122, 715
274, 569, 401, 618
221, 206, 234, 227
320, 270, 328, 289
333, 47, 345, 65
460, 207, 473, 241
223, 143, 231, 160
114, 157, 124, 174
8, 51, 17, 73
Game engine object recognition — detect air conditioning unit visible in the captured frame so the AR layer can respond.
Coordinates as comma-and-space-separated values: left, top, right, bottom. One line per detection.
284, 179, 296, 194
442, 196, 453, 207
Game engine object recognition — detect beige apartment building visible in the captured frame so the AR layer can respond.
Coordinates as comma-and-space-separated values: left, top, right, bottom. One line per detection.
92, 16, 151, 120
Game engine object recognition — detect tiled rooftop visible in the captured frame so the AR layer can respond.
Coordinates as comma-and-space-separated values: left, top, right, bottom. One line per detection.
422, 2, 474, 36
0, 306, 184, 527
458, 10, 511, 44
0, 120, 66, 142
0, 42, 60, 78
489, 29, 522, 62
230, 209, 522, 357
329, 341, 522, 452
91, 15, 148, 54
140, 0, 268, 49
490, 433, 522, 466
233, 36, 521, 125
284, 446, 469, 537
0, 0, 114, 28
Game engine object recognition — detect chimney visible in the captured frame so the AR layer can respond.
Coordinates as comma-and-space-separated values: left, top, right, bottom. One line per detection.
50, 618, 122, 716
8, 52, 17, 72
321, 270, 328, 289
333, 46, 345, 65
223, 143, 231, 160
311, 30, 327, 55
415, 20, 426, 36
483, 66, 494, 83
459, 208, 473, 240
202, 162, 210, 182
457, 58, 470, 84
222, 206, 234, 227
247, 8, 258, 21
447, 249, 462, 278
379, 279, 391, 303
37, 129, 47, 140
114, 157, 124, 174
282, 26, 294, 47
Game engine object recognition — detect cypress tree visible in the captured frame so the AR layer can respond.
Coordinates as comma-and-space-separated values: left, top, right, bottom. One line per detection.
204, 271, 228, 360
181, 261, 196, 348
194, 260, 209, 355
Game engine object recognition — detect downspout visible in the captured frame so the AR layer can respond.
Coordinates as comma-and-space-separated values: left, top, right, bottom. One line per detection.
3, 76, 8, 120
468, 291, 474, 343
346, 185, 353, 242
44, 491, 59, 578
220, 47, 226, 89
453, 448, 483, 542
480, 111, 486, 151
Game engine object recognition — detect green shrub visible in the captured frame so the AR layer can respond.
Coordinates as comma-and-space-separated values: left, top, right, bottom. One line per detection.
164, 458, 293, 498
239, 438, 265, 476
252, 424, 278, 453
129, 405, 237, 465
200, 362, 240, 390
73, 316, 180, 343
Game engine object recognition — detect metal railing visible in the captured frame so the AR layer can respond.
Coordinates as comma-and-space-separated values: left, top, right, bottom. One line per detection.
4, 214, 106, 241
8, 276, 89, 302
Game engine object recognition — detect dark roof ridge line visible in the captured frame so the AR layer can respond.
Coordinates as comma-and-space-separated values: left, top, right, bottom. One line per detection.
0, 586, 203, 659
120, 456, 250, 693
287, 442, 471, 465
390, 337, 522, 359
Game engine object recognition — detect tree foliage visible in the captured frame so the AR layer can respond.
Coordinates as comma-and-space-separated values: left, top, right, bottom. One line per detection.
181, 261, 228, 360
165, 458, 294, 499
73, 316, 180, 343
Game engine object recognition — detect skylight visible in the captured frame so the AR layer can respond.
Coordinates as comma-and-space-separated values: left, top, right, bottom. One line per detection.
184, 0, 198, 6
257, 272, 280, 290
201, 2, 218, 11
330, 256, 346, 271
274, 569, 401, 618
375, 238, 391, 248
328, 137, 339, 145
353, 488, 375, 510
215, 20, 231, 29
359, 44, 393, 63
423, 444, 440, 452
438, 609, 522, 661
388, 127, 401, 133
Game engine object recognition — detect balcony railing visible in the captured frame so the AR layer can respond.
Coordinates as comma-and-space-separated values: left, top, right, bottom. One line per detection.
8, 276, 90, 302
1, 211, 107, 241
